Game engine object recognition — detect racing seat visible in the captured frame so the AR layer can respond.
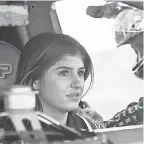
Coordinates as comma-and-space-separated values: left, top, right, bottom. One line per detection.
0, 41, 20, 128
0, 41, 20, 110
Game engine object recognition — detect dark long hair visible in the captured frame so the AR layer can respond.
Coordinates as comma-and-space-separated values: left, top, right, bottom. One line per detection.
15, 31, 94, 111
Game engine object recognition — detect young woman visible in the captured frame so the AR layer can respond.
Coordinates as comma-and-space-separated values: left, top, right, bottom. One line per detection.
15, 31, 104, 131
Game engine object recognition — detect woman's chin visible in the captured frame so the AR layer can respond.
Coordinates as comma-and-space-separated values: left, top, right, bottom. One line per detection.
63, 102, 79, 112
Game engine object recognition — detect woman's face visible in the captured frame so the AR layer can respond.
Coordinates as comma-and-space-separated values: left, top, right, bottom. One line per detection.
38, 55, 85, 112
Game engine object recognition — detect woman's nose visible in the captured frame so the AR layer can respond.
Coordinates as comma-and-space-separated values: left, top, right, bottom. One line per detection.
70, 76, 84, 89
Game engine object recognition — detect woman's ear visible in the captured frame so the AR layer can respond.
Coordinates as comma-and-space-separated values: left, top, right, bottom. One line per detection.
32, 80, 40, 90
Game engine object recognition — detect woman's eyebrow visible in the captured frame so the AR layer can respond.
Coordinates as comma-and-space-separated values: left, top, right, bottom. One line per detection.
79, 67, 85, 70
56, 67, 85, 70
56, 67, 73, 70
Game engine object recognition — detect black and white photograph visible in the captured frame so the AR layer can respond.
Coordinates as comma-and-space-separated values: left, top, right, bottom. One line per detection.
0, 0, 143, 144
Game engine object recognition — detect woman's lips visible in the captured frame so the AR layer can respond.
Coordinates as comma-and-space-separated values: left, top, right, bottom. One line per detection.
66, 93, 80, 101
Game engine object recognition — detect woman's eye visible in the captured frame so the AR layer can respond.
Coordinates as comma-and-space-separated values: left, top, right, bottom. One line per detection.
59, 70, 70, 76
78, 70, 85, 76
